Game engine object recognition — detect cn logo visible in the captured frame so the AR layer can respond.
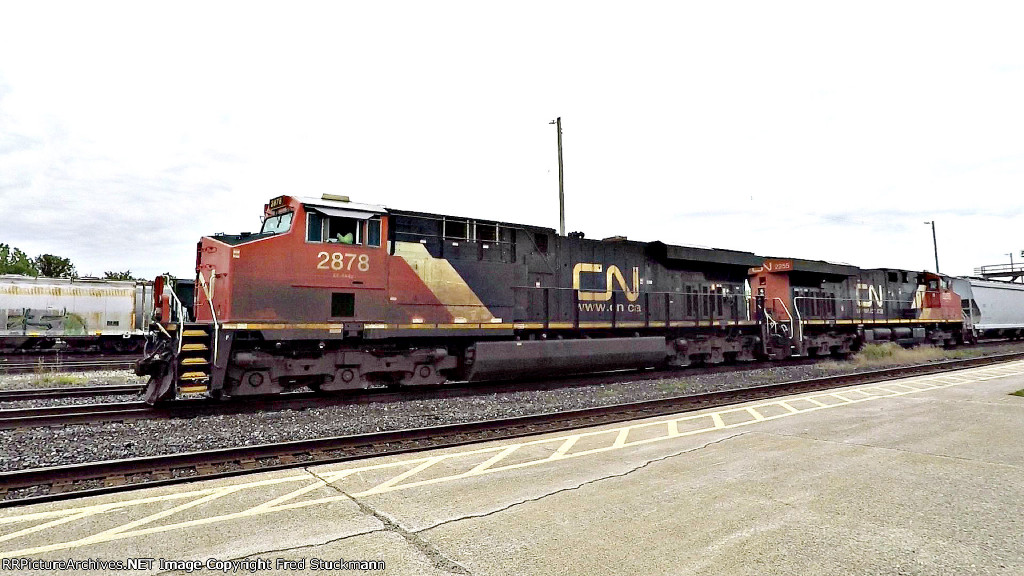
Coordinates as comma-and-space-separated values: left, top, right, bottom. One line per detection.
572, 263, 640, 302
855, 283, 885, 308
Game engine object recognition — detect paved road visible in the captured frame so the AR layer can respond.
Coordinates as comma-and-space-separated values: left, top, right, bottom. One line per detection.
2, 361, 1023, 575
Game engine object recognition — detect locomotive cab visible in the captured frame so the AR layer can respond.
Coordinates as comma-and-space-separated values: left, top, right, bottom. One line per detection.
139, 194, 393, 402
191, 194, 388, 326
916, 272, 962, 322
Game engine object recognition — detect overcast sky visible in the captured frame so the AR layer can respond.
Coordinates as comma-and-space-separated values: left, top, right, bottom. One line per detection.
2, 2, 1022, 279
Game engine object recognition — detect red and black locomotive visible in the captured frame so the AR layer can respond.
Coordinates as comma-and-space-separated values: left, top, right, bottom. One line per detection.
137, 194, 964, 403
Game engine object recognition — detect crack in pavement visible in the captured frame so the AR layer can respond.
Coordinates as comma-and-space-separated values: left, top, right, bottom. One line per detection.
413, 431, 751, 535
152, 431, 749, 575
306, 467, 472, 575
754, 431, 1023, 470
192, 467, 469, 576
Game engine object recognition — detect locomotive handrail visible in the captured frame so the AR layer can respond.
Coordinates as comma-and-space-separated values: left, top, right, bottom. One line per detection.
162, 279, 188, 354
792, 295, 920, 324
771, 298, 794, 340
792, 298, 804, 345
197, 270, 220, 368
509, 284, 750, 326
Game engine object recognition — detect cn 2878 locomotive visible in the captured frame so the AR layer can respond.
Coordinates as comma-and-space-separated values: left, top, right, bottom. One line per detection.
136, 194, 964, 403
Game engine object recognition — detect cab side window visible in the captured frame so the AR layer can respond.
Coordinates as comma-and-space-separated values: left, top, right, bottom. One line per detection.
365, 218, 381, 247
307, 212, 381, 246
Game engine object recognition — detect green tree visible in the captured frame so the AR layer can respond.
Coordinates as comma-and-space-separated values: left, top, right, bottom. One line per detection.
103, 270, 138, 281
0, 244, 38, 275
34, 254, 77, 278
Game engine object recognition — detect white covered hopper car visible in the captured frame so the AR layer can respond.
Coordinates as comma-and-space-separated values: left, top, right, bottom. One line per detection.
0, 274, 153, 352
952, 277, 1024, 340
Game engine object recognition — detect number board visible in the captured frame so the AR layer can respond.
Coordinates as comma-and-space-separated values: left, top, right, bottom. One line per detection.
268, 196, 287, 210
317, 251, 371, 272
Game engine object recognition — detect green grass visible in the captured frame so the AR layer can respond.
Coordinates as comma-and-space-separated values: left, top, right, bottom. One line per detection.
1011, 389, 1024, 398
816, 342, 988, 374
28, 374, 85, 387
656, 379, 688, 394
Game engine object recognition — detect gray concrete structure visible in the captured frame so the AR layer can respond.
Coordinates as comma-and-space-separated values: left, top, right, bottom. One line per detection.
2, 361, 1023, 575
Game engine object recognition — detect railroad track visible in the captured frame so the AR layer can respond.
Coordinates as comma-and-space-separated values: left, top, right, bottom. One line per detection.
0, 350, 1011, 429
0, 358, 820, 427
1, 351, 1021, 507
0, 401, 155, 429
0, 356, 140, 375
0, 384, 142, 402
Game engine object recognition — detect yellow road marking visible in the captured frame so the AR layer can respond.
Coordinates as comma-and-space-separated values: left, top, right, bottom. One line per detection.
249, 468, 360, 514
363, 456, 447, 494
3, 360, 1024, 557
612, 429, 630, 447
777, 401, 799, 414
551, 435, 581, 459
0, 510, 102, 545
883, 382, 922, 392
667, 419, 680, 436
81, 487, 241, 543
468, 445, 521, 475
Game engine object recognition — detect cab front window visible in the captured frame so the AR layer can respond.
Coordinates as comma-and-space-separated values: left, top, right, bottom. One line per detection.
261, 211, 294, 234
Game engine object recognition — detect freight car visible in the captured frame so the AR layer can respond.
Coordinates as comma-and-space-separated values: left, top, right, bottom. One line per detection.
0, 274, 154, 353
952, 277, 1024, 340
136, 194, 965, 403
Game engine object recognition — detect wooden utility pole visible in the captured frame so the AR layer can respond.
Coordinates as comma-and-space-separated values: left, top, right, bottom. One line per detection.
550, 117, 565, 236
925, 220, 939, 273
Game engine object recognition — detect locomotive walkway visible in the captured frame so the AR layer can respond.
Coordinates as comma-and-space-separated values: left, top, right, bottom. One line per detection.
1, 363, 1022, 574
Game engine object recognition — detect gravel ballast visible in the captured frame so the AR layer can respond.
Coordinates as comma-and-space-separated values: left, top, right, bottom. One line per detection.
2, 342, 1024, 472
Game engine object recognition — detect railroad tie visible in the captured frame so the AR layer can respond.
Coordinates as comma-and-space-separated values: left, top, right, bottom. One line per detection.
195, 464, 217, 476
49, 481, 75, 494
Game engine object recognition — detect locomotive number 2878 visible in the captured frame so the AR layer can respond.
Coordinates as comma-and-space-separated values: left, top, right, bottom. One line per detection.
316, 252, 370, 271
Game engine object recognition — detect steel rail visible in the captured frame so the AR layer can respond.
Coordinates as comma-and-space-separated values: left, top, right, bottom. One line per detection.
0, 357, 139, 375
0, 402, 156, 429
0, 384, 143, 401
0, 345, 1018, 428
0, 358, 822, 429
1, 352, 1021, 507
